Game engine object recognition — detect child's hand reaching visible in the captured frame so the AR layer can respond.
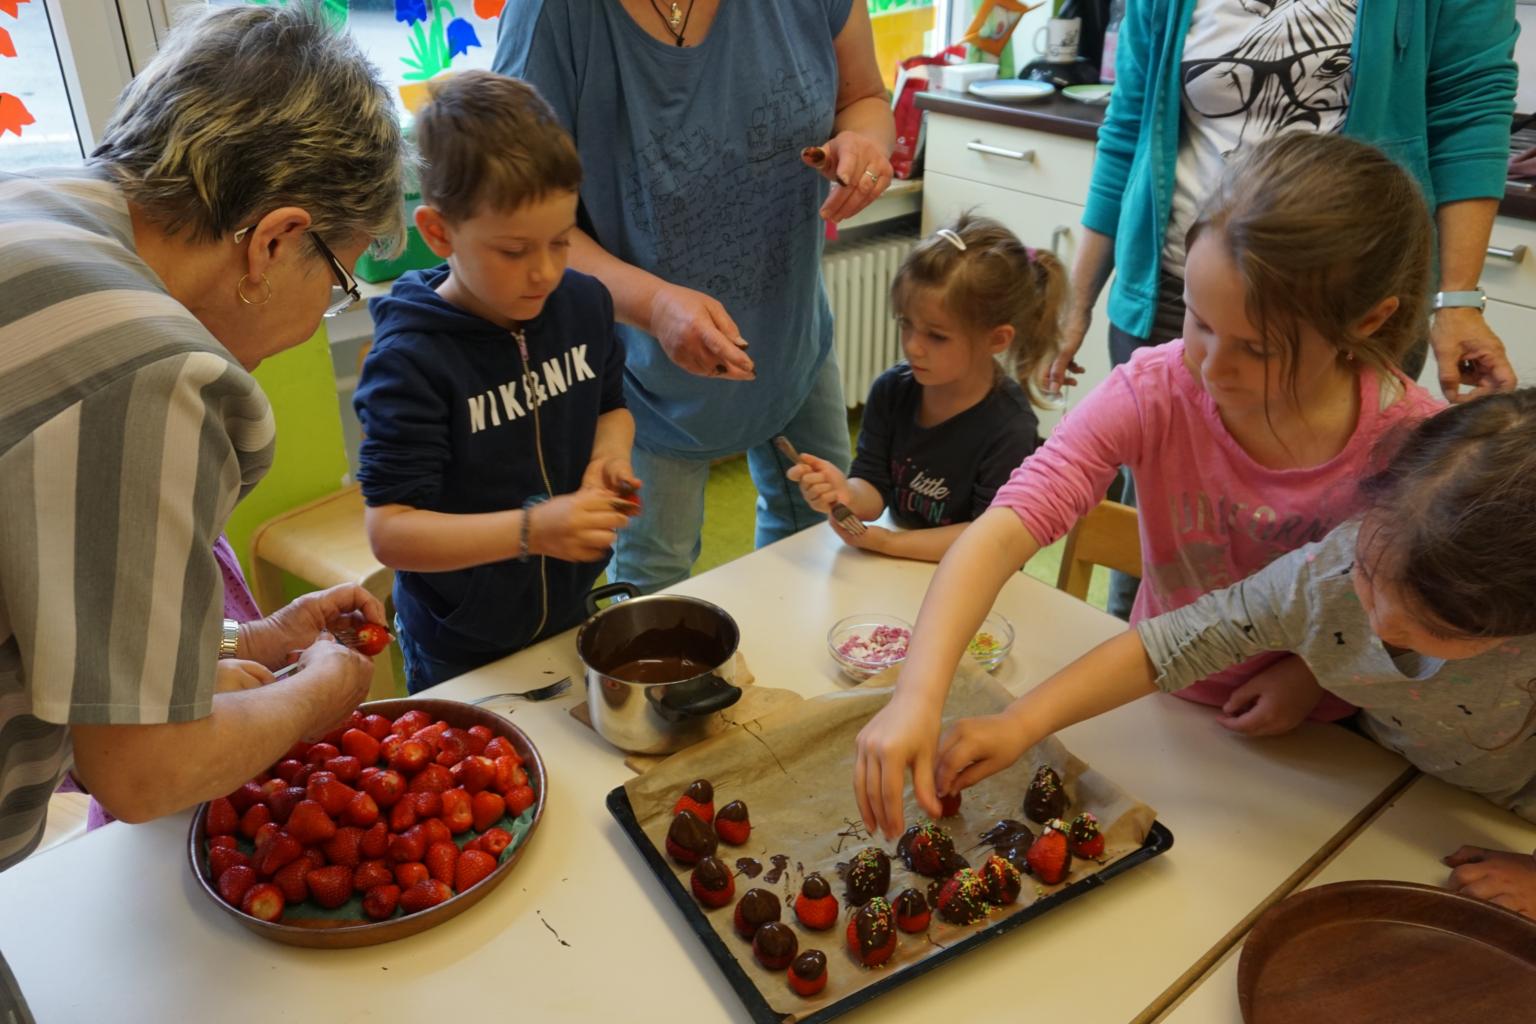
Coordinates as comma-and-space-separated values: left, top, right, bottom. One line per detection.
786, 452, 854, 515
530, 488, 631, 562
854, 694, 946, 839
1444, 845, 1536, 920
1215, 655, 1323, 736
583, 456, 641, 497
935, 711, 1034, 795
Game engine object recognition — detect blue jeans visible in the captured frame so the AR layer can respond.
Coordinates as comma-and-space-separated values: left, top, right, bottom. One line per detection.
611, 354, 851, 593
396, 616, 491, 694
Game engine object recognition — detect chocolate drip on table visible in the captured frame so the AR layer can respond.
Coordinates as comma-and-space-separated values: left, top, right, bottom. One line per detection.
763, 854, 790, 884
979, 819, 1035, 874
735, 857, 763, 878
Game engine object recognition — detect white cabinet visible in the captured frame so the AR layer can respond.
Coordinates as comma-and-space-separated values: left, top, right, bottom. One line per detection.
920, 113, 1111, 435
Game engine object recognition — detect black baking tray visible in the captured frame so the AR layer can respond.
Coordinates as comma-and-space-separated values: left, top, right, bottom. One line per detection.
607, 786, 1175, 1024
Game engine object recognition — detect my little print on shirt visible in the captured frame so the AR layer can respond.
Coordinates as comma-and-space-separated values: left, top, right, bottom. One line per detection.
892, 459, 951, 525
466, 343, 598, 434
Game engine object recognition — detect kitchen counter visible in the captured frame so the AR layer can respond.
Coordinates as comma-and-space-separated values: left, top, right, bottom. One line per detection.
916, 87, 1103, 142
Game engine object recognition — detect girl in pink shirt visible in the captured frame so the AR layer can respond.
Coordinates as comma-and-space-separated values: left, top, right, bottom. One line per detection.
854, 132, 1445, 839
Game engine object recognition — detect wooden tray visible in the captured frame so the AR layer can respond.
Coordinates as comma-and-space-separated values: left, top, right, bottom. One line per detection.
187, 697, 547, 948
1238, 880, 1536, 1023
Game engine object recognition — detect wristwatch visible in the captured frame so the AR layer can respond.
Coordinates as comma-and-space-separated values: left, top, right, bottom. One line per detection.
218, 618, 241, 659
1431, 288, 1486, 313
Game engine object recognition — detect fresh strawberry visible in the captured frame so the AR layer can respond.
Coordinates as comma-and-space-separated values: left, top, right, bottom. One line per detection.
893, 888, 931, 932
321, 725, 349, 749
360, 821, 390, 859
267, 786, 307, 826
362, 884, 401, 921
273, 858, 311, 904
689, 856, 735, 909
440, 788, 474, 834
845, 897, 897, 967
258, 778, 288, 806
434, 727, 471, 767
1026, 823, 1072, 885
340, 728, 380, 765
362, 714, 393, 742
217, 864, 257, 906
470, 790, 505, 832
939, 791, 963, 818
389, 824, 428, 864
323, 826, 364, 868
408, 763, 453, 795
394, 861, 429, 889
454, 849, 497, 892
452, 755, 495, 794
285, 800, 338, 846
388, 798, 418, 832
343, 791, 380, 828
306, 772, 357, 817
505, 784, 536, 816
239, 802, 272, 841
793, 873, 838, 930
391, 709, 432, 736
353, 859, 394, 893
240, 883, 285, 923
477, 828, 513, 859
256, 829, 304, 878
672, 779, 715, 824
274, 758, 306, 784
208, 834, 238, 851
208, 845, 250, 879
351, 622, 392, 657
399, 878, 453, 915
284, 740, 314, 762
425, 841, 460, 887
324, 755, 362, 784
714, 800, 751, 846
787, 950, 828, 997
378, 734, 405, 766
252, 821, 281, 850
229, 781, 265, 815
464, 725, 493, 754
304, 742, 340, 767
388, 738, 431, 775
411, 790, 443, 820
305, 865, 354, 910
361, 768, 406, 809
482, 737, 519, 762
205, 797, 239, 837
411, 722, 448, 754
1066, 812, 1104, 860
493, 756, 528, 795
421, 817, 452, 848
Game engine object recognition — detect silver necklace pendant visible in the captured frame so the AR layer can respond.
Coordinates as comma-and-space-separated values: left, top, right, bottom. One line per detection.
668, 2, 683, 29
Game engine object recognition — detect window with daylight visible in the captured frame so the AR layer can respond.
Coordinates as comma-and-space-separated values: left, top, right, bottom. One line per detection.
0, 1, 83, 170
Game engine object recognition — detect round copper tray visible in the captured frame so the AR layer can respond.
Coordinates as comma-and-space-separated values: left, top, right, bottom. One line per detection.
187, 698, 546, 948
1238, 880, 1536, 1023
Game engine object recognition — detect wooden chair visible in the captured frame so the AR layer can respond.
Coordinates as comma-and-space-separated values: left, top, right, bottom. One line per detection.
1056, 500, 1141, 602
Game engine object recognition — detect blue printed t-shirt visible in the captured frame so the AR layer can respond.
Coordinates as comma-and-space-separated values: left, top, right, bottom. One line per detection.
850, 366, 1041, 529
354, 267, 626, 660
495, 0, 850, 459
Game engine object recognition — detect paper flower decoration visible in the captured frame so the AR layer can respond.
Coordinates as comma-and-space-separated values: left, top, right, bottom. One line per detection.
395, 0, 428, 25
445, 17, 480, 58
0, 92, 35, 137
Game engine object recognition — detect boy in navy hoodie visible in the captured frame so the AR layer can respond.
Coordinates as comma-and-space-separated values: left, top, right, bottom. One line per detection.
354, 71, 636, 692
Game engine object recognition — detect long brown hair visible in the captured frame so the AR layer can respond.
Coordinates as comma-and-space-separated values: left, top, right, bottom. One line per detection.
1187, 132, 1432, 398
890, 212, 1067, 405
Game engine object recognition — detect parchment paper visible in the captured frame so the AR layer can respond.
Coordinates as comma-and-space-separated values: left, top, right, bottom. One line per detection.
624, 661, 1159, 1019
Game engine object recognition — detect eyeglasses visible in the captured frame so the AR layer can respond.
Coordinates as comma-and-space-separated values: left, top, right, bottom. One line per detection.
232, 224, 363, 318
1182, 44, 1352, 119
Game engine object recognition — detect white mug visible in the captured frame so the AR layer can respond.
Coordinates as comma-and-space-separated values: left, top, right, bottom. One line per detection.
1034, 17, 1081, 63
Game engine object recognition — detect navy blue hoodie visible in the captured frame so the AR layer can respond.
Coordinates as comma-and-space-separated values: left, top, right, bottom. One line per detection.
354, 266, 626, 662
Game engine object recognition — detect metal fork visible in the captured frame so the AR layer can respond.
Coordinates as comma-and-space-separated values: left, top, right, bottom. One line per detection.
771, 435, 867, 536
469, 676, 573, 705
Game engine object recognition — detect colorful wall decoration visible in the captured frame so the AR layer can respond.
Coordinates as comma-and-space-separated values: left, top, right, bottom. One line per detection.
0, 0, 35, 139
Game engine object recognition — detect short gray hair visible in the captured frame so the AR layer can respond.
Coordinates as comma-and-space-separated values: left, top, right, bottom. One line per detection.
92, 3, 405, 255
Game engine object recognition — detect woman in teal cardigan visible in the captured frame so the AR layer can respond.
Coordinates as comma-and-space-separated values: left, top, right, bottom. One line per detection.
1048, 0, 1520, 405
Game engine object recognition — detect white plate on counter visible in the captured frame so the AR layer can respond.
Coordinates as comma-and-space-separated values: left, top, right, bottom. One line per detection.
1062, 83, 1114, 105
967, 79, 1055, 103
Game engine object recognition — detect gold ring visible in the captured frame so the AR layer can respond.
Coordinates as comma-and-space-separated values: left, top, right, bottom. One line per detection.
864, 169, 881, 185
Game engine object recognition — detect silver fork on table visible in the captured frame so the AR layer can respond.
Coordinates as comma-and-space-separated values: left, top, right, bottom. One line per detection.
469, 676, 573, 705
771, 435, 867, 536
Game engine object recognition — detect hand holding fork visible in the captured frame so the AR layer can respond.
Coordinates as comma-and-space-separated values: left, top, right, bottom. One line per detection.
772, 436, 867, 537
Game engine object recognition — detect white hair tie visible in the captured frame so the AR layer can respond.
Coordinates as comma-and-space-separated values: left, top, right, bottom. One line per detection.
936, 228, 967, 252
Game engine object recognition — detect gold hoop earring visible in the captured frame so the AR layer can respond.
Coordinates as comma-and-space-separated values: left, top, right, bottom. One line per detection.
236, 273, 272, 306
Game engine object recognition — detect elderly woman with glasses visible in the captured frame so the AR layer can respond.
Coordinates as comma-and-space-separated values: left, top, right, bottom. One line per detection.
0, 4, 404, 872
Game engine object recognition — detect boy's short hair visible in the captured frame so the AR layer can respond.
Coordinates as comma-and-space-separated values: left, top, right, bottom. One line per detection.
414, 70, 581, 223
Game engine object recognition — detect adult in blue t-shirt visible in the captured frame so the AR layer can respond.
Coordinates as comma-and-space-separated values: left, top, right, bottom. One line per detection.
495, 0, 895, 592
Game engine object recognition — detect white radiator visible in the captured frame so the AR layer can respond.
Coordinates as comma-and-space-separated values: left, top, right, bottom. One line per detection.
822, 231, 917, 408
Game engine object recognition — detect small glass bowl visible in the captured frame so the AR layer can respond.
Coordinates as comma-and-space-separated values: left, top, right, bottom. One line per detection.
966, 612, 1014, 672
827, 614, 913, 682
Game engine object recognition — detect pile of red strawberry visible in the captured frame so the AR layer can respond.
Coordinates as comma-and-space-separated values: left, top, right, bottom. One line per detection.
202, 707, 537, 925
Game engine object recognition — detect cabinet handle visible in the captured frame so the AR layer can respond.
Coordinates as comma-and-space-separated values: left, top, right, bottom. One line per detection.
966, 140, 1036, 162
1486, 244, 1527, 264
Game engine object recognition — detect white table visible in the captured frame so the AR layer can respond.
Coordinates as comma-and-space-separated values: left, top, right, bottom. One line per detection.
1159, 773, 1536, 1022
0, 526, 1413, 1023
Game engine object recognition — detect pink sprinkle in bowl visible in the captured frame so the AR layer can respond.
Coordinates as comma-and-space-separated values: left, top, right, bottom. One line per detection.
827, 614, 913, 682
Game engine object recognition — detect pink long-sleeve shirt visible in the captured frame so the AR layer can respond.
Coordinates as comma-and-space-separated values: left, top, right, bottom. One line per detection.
993, 341, 1442, 719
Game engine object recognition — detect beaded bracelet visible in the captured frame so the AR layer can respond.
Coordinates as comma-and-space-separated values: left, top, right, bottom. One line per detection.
518, 496, 544, 562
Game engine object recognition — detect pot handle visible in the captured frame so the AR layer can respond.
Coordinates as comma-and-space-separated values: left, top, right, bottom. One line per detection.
585, 581, 640, 617
649, 678, 744, 723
